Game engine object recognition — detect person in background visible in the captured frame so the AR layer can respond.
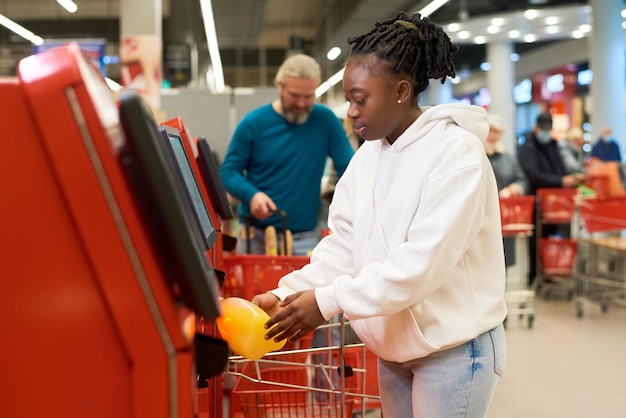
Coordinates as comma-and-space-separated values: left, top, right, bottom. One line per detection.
253, 11, 506, 418
518, 112, 587, 286
485, 114, 528, 268
220, 54, 355, 256
558, 127, 587, 175
591, 127, 623, 163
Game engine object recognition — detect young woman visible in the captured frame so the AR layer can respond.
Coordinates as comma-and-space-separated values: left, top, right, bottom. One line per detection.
253, 11, 507, 417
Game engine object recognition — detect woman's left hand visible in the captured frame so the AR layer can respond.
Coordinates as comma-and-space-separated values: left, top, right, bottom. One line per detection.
264, 290, 325, 342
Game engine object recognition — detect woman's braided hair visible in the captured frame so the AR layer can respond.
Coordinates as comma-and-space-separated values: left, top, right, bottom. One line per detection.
347, 11, 459, 98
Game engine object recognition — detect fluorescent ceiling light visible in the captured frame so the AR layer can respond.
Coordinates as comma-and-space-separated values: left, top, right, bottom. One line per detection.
420, 0, 450, 18
56, 0, 78, 14
316, 67, 344, 97
327, 47, 341, 61
199, 0, 225, 92
0, 14, 43, 45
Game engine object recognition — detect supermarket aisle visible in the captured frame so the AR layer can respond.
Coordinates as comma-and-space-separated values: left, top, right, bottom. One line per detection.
488, 298, 626, 418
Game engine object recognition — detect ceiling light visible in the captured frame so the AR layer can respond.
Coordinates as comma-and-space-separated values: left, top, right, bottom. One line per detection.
326, 47, 341, 61
545, 16, 559, 25
447, 23, 461, 32
487, 25, 500, 34
525, 9, 538, 20
56, 0, 78, 13
457, 31, 470, 40
474, 36, 486, 44
0, 14, 43, 45
420, 0, 450, 18
316, 67, 344, 98
491, 18, 505, 26
545, 26, 559, 34
524, 34, 536, 43
509, 30, 520, 39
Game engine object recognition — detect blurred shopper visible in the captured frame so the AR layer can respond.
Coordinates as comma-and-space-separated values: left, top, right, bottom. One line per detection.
518, 112, 586, 285
253, 12, 506, 418
220, 54, 354, 256
485, 114, 528, 267
591, 127, 623, 163
558, 127, 587, 175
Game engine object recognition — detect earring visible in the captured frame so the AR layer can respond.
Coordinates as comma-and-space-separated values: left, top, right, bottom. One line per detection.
397, 99, 402, 104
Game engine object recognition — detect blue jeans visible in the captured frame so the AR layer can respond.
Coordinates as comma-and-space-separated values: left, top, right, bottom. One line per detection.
378, 324, 506, 418
237, 226, 319, 256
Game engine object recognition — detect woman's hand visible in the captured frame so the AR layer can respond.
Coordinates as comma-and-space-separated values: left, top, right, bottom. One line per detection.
263, 290, 325, 343
251, 292, 282, 316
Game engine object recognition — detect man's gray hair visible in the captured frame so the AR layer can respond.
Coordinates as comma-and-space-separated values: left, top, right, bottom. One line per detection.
274, 53, 321, 85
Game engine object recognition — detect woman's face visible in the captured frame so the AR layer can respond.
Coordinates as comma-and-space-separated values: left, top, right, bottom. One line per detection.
342, 57, 405, 142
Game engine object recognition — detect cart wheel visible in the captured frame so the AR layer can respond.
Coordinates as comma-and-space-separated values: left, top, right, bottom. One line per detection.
576, 300, 583, 318
518, 303, 525, 319
601, 299, 609, 313
527, 314, 534, 329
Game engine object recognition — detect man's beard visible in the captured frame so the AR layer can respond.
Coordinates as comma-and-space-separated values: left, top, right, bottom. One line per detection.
281, 99, 311, 124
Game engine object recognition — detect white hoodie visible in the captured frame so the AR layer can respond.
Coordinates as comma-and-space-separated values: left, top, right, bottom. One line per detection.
272, 103, 507, 363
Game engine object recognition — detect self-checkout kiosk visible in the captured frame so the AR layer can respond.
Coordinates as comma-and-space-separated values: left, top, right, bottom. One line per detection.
0, 43, 227, 418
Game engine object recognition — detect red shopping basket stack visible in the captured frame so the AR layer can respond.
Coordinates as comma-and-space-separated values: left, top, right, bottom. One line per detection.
499, 195, 536, 234
537, 188, 578, 223
540, 238, 577, 276
222, 254, 310, 300
231, 349, 361, 418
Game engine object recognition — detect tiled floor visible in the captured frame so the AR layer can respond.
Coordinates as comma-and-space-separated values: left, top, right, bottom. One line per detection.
488, 297, 626, 418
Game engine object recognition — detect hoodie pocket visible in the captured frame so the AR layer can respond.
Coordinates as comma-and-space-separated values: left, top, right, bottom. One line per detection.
350, 308, 439, 362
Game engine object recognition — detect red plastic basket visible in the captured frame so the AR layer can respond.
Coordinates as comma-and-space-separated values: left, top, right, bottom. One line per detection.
537, 188, 578, 223
499, 196, 536, 234
222, 254, 310, 300
540, 238, 577, 276
579, 196, 626, 233
585, 174, 609, 199
232, 350, 361, 418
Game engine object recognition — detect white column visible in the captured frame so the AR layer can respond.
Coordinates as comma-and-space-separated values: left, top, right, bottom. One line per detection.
486, 40, 516, 152
120, 0, 162, 108
589, 0, 625, 152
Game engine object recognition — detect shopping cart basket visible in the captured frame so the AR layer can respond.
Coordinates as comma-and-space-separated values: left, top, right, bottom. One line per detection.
500, 195, 535, 234
541, 237, 577, 276
226, 320, 380, 418
537, 188, 579, 223
222, 254, 310, 300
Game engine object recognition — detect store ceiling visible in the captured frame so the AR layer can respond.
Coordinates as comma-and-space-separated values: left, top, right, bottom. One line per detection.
0, 0, 596, 87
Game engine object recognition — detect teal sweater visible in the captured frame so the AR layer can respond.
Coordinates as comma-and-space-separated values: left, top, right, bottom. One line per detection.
220, 103, 354, 233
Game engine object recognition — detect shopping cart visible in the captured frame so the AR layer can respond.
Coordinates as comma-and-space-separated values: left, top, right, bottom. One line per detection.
573, 195, 626, 317
534, 188, 579, 298
499, 196, 536, 328
226, 320, 380, 418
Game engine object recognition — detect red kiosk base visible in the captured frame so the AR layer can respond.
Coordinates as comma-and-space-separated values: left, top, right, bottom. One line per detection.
0, 44, 223, 418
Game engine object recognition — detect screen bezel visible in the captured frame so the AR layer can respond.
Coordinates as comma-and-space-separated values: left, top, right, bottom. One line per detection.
117, 90, 219, 320
196, 137, 234, 220
159, 125, 218, 250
